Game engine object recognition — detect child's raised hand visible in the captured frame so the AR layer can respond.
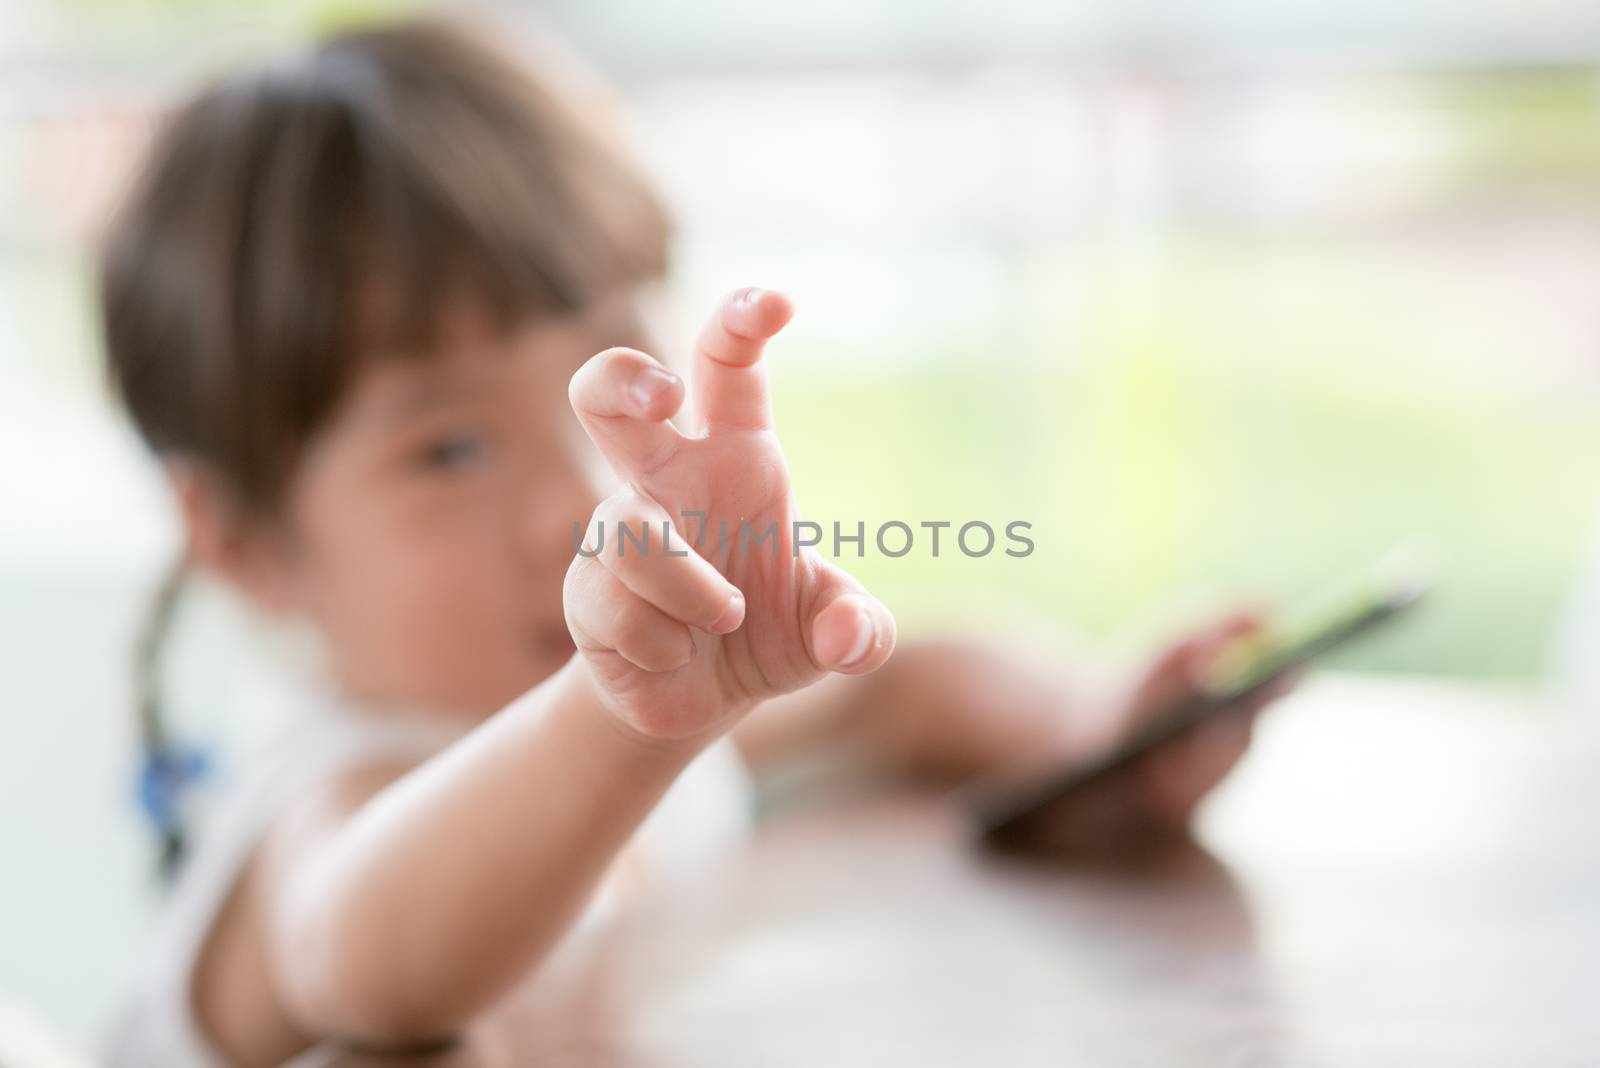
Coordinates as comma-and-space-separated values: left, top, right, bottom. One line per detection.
564, 288, 896, 743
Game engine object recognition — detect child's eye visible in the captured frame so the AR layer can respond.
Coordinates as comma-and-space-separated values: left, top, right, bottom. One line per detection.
416, 431, 488, 471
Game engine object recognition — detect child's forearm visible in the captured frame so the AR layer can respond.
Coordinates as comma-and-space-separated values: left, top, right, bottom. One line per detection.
729, 668, 874, 773
735, 636, 1089, 786
263, 656, 709, 1043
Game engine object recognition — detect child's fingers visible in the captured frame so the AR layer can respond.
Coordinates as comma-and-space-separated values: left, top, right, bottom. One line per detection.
1133, 608, 1270, 710
1258, 669, 1302, 704
689, 287, 794, 434
1208, 608, 1268, 641
1125, 634, 1210, 721
1181, 610, 1265, 681
1138, 712, 1255, 821
565, 558, 694, 672
582, 486, 745, 636
569, 347, 687, 479
804, 561, 896, 675
811, 593, 895, 675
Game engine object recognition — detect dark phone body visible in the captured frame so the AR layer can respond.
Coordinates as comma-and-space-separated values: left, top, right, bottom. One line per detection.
970, 581, 1426, 846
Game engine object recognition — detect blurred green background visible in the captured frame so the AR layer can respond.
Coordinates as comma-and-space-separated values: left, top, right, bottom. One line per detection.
9, 3, 1600, 680
776, 224, 1600, 676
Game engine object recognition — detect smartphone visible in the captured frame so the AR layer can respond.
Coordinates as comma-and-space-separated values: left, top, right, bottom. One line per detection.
969, 552, 1431, 845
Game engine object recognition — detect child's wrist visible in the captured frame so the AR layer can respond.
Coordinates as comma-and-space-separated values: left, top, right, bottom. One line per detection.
558, 655, 733, 762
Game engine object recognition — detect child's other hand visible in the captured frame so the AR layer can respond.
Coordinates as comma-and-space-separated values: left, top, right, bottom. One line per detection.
565, 288, 895, 744
856, 612, 1293, 854
1110, 611, 1292, 829
1020, 611, 1294, 852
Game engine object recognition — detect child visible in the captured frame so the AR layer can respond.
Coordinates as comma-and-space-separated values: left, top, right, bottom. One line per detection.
99, 17, 1285, 1068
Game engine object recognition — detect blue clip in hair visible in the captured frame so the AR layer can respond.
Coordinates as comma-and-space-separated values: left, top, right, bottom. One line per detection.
137, 742, 211, 838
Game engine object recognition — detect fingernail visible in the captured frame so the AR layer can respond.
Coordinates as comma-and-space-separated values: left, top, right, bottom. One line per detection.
629, 367, 678, 413
836, 606, 876, 668
742, 287, 764, 306
709, 591, 744, 635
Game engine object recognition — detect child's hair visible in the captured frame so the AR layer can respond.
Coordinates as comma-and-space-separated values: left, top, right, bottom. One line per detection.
99, 16, 672, 873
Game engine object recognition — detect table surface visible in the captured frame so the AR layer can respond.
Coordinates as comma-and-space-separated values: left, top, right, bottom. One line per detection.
294, 676, 1600, 1068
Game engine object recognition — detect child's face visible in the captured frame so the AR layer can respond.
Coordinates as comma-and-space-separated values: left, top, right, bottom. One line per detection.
251, 290, 654, 718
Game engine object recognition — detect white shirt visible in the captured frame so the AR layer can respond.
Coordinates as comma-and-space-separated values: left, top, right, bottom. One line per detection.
102, 670, 755, 1068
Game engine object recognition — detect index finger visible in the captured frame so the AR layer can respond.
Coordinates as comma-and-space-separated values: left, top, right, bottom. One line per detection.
569, 346, 687, 482
689, 287, 795, 434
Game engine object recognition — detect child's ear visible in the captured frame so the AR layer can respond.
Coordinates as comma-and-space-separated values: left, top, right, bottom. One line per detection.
165, 460, 301, 618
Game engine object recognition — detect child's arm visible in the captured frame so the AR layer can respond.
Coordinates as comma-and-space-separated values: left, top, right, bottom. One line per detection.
257, 658, 699, 1042
248, 289, 895, 1046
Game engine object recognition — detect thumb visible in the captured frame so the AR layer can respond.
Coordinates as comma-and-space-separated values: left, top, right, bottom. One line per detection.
1125, 610, 1267, 723
804, 561, 896, 675
1125, 635, 1208, 722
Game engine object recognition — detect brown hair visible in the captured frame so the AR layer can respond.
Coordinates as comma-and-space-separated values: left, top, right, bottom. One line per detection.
101, 15, 671, 513
101, 16, 672, 873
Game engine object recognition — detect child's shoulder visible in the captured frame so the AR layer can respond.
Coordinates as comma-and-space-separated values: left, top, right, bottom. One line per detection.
112, 678, 468, 1068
